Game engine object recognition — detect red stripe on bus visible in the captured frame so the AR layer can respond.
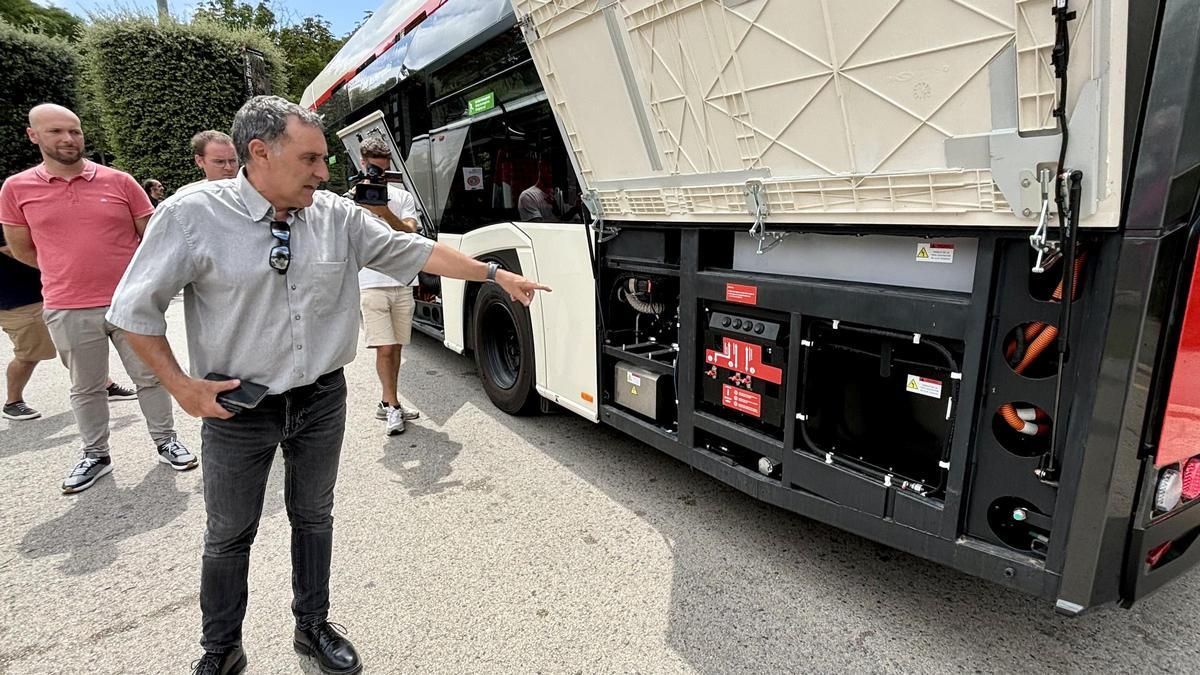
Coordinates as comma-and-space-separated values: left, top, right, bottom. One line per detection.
310, 0, 447, 110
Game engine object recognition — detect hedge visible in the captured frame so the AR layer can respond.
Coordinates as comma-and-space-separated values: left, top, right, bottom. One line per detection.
0, 19, 81, 180
81, 17, 286, 191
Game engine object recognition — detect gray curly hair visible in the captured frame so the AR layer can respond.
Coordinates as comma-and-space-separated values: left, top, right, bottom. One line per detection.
230, 95, 324, 163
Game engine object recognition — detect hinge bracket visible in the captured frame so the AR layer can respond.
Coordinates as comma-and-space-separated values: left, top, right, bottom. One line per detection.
745, 179, 784, 255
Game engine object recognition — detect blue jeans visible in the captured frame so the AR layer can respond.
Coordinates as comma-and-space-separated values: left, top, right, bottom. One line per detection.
198, 369, 347, 652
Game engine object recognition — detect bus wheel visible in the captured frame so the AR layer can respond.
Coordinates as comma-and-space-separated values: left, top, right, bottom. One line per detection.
472, 280, 539, 415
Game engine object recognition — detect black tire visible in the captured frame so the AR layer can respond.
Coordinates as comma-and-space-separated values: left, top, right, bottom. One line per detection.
472, 280, 540, 415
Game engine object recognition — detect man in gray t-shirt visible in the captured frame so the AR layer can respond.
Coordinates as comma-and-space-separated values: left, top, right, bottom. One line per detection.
517, 183, 556, 222
107, 96, 549, 674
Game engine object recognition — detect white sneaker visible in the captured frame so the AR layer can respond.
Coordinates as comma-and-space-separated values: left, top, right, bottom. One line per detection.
378, 401, 420, 421
62, 456, 113, 493
386, 406, 406, 436
157, 438, 198, 471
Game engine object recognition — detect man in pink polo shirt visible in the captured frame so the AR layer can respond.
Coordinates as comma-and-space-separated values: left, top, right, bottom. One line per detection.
0, 103, 196, 493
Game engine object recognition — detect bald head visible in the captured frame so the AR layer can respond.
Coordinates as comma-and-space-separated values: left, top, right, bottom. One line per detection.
28, 103, 79, 128
26, 103, 84, 167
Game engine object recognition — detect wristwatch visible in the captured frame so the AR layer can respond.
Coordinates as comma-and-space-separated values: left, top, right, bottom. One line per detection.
486, 261, 500, 282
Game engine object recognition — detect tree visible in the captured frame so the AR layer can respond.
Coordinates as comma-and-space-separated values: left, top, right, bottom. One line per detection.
193, 0, 276, 36
193, 0, 344, 103
277, 16, 343, 102
0, 0, 83, 41
0, 19, 81, 178
347, 10, 372, 38
81, 16, 286, 190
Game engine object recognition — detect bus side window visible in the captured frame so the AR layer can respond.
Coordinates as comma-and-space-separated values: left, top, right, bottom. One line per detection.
437, 102, 583, 235
439, 124, 495, 235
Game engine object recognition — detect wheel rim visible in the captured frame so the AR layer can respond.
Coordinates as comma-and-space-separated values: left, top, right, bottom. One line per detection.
480, 299, 521, 390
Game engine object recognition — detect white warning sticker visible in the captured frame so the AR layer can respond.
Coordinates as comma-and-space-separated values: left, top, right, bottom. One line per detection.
916, 242, 955, 264
906, 375, 943, 399
626, 371, 642, 387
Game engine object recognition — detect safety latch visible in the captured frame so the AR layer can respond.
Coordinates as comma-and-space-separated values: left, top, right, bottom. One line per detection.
745, 179, 785, 255
1029, 168, 1061, 273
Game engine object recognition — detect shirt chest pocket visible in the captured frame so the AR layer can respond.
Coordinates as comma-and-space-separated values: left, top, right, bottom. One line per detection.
306, 261, 351, 314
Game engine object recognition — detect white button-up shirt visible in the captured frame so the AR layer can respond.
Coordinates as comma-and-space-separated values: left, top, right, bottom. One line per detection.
107, 170, 435, 393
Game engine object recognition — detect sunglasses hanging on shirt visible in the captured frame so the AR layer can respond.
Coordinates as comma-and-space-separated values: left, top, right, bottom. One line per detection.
269, 220, 291, 274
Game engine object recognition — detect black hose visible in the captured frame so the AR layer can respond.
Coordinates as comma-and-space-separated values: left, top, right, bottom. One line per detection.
831, 323, 960, 372
1051, 0, 1073, 277
1052, 1, 1073, 252
1011, 325, 1028, 368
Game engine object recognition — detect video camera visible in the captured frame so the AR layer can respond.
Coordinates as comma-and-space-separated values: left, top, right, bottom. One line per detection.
349, 164, 405, 206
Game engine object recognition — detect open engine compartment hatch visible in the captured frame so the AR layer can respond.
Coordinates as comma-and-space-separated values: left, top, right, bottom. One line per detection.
596, 226, 1122, 602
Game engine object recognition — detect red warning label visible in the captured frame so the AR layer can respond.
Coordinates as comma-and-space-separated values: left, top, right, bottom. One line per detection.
726, 283, 758, 305
722, 384, 762, 418
705, 337, 783, 384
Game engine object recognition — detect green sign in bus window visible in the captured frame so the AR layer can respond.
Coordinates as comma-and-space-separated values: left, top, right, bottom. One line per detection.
468, 92, 496, 115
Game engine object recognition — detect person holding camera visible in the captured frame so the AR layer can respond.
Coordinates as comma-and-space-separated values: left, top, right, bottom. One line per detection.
105, 96, 549, 675
353, 137, 422, 435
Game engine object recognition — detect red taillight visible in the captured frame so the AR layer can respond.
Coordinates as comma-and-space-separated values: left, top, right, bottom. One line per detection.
1183, 458, 1200, 501
1148, 541, 1173, 567
1157, 248, 1200, 467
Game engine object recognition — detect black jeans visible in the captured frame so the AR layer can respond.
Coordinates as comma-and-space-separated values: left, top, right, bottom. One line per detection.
198, 369, 347, 652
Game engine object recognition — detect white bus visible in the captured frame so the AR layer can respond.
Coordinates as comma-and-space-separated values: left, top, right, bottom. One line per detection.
305, 0, 1200, 613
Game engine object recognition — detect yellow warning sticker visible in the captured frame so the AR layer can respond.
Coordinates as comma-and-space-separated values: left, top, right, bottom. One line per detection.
916, 241, 954, 264
906, 374, 943, 399
630, 386, 639, 396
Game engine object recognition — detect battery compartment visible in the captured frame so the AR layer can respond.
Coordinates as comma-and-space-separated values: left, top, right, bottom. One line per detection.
796, 319, 963, 498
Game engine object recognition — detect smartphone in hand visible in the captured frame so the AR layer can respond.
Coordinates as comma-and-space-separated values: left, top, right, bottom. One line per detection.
204, 373, 269, 414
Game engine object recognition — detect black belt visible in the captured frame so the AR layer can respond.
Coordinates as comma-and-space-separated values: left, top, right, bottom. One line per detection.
275, 368, 345, 400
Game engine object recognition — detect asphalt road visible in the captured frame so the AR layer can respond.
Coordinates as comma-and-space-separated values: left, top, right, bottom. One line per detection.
2, 299, 1198, 674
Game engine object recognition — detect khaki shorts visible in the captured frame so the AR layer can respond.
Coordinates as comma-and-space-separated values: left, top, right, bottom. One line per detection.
361, 286, 415, 347
0, 301, 56, 361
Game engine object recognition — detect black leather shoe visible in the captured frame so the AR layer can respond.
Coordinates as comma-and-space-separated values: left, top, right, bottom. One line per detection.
294, 622, 362, 674
191, 645, 247, 675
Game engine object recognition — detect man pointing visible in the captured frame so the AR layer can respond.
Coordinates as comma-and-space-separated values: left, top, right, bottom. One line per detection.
106, 96, 549, 674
